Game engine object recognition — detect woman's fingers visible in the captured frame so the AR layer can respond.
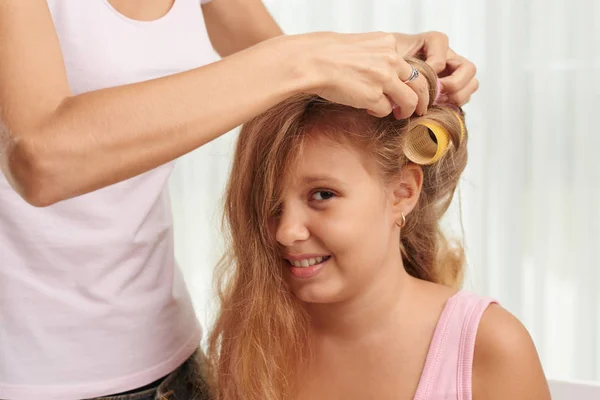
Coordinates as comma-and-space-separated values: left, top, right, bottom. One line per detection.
375, 57, 428, 119
305, 32, 430, 119
367, 93, 394, 118
446, 76, 479, 106
438, 56, 477, 98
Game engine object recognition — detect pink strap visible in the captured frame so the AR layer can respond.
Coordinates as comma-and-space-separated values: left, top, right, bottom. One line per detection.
413, 294, 461, 400
413, 292, 497, 400
457, 297, 497, 400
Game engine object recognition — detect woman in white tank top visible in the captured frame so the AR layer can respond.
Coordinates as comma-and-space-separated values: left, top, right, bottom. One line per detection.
0, 0, 478, 399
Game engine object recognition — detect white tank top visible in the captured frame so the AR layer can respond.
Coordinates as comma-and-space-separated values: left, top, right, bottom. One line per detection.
0, 1, 216, 399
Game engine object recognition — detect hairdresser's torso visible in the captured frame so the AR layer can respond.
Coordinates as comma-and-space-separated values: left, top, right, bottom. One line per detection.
0, 1, 216, 398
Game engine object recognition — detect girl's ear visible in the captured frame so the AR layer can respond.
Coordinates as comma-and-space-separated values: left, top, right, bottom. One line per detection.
390, 163, 423, 223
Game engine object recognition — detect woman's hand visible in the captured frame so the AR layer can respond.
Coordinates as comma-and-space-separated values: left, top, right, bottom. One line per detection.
394, 32, 479, 106
295, 32, 430, 119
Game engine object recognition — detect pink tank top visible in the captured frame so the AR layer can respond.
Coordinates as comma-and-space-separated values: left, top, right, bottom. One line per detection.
0, 1, 216, 399
413, 291, 497, 400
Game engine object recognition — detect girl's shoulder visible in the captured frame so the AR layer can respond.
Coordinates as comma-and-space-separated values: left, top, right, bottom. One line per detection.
413, 281, 549, 400
471, 302, 551, 399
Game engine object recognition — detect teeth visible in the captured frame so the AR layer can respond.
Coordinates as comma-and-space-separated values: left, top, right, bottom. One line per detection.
289, 256, 328, 268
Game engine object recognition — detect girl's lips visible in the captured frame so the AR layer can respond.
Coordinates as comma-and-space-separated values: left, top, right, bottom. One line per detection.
284, 254, 331, 262
286, 256, 331, 279
285, 255, 331, 267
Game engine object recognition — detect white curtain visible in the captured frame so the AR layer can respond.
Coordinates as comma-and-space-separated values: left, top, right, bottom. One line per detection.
169, 0, 600, 383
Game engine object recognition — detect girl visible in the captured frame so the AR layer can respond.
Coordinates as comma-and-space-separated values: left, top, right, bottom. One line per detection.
208, 58, 550, 400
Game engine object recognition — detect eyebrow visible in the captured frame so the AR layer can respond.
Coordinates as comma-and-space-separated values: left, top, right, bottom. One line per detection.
300, 176, 345, 185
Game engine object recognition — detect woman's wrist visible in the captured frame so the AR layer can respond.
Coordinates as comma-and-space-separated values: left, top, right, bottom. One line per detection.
262, 33, 327, 98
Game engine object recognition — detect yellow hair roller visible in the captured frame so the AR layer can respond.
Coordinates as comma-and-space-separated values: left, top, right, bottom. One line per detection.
403, 112, 465, 165
451, 111, 466, 141
403, 120, 450, 165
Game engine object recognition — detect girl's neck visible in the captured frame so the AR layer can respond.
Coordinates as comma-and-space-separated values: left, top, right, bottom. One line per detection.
305, 258, 417, 341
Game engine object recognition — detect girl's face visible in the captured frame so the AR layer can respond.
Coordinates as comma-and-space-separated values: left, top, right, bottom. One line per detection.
270, 133, 422, 304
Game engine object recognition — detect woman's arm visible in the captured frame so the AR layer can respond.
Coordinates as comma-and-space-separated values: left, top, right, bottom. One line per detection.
472, 304, 551, 399
202, 0, 283, 57
0, 1, 423, 207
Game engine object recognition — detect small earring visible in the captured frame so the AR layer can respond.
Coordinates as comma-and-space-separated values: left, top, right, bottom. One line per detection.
396, 212, 406, 229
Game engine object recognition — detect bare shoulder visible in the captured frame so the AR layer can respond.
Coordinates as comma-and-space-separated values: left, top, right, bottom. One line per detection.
412, 277, 458, 304
472, 303, 551, 400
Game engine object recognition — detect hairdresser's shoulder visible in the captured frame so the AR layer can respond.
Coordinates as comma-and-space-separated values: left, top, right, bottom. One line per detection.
472, 303, 551, 400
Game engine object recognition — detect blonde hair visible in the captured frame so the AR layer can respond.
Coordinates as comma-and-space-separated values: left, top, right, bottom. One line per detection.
208, 58, 468, 400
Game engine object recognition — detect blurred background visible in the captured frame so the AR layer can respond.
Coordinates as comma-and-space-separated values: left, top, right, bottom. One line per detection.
168, 0, 600, 385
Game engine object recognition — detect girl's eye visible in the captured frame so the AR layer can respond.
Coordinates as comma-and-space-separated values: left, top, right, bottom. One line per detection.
310, 191, 335, 201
